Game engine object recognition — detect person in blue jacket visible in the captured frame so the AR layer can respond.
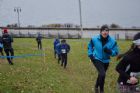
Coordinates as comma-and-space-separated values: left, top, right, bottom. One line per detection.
56, 39, 70, 68
53, 38, 60, 58
88, 25, 119, 93
56, 41, 61, 64
36, 34, 42, 50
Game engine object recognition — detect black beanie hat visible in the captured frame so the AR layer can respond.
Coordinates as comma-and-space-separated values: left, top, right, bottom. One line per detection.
61, 39, 66, 43
133, 32, 140, 40
100, 25, 109, 32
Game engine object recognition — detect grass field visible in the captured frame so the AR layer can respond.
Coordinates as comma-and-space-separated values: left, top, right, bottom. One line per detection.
0, 38, 132, 93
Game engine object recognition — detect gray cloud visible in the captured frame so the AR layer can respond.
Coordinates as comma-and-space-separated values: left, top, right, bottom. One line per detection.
0, 0, 140, 27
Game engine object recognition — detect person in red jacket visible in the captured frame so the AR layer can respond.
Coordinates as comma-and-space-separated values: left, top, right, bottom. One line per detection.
2, 28, 14, 65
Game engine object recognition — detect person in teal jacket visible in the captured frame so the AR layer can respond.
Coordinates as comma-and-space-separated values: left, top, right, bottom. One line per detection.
88, 25, 119, 93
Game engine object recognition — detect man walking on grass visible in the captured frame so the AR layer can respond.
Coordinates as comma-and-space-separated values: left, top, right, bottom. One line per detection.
56, 39, 70, 68
2, 28, 14, 65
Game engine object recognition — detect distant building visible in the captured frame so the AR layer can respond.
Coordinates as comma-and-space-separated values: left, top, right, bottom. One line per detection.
45, 24, 63, 28
64, 23, 80, 28
46, 23, 80, 28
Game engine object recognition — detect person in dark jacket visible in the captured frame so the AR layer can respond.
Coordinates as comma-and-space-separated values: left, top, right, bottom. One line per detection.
56, 39, 70, 68
36, 34, 42, 50
53, 38, 60, 58
2, 28, 14, 65
88, 25, 119, 93
116, 32, 140, 93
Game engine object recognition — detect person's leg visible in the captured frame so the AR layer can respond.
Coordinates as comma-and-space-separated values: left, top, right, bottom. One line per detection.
58, 54, 61, 64
40, 41, 42, 49
61, 54, 64, 66
37, 42, 39, 49
104, 63, 109, 72
55, 51, 57, 59
100, 63, 109, 93
64, 54, 67, 68
0, 48, 4, 63
38, 42, 41, 49
54, 49, 56, 58
9, 48, 14, 65
0, 48, 4, 56
4, 49, 12, 65
95, 75, 100, 90
92, 60, 109, 92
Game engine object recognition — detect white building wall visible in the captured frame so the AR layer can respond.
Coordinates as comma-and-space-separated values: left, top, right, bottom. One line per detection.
0, 28, 140, 39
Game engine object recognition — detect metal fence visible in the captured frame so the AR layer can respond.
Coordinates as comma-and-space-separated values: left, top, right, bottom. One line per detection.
0, 27, 140, 39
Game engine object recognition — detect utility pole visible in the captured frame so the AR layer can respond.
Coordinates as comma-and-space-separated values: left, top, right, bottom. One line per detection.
78, 0, 83, 38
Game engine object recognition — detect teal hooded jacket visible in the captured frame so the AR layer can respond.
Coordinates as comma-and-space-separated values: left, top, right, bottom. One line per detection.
88, 34, 119, 63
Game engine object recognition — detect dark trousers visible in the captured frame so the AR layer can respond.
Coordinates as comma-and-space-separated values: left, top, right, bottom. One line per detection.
4, 48, 14, 64
61, 53, 67, 68
58, 54, 61, 64
54, 50, 57, 58
92, 59, 109, 92
0, 48, 4, 56
37, 41, 42, 50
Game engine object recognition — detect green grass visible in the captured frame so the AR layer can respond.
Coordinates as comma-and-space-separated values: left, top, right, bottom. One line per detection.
0, 38, 132, 93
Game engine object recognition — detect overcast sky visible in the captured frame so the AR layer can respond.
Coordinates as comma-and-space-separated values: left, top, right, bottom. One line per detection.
0, 0, 140, 28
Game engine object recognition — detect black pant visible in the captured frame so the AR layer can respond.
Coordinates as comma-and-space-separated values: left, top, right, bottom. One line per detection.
61, 53, 67, 68
54, 50, 57, 58
4, 48, 14, 64
58, 54, 61, 64
37, 41, 42, 50
92, 59, 109, 92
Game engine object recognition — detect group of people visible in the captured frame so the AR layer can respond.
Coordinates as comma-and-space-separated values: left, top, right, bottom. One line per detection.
0, 28, 14, 65
53, 38, 70, 69
88, 25, 140, 93
0, 26, 140, 93
36, 32, 71, 69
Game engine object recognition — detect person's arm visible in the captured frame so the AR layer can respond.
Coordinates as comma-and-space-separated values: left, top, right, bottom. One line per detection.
67, 44, 70, 53
111, 41, 119, 56
88, 39, 94, 56
104, 41, 119, 56
55, 44, 59, 54
116, 57, 130, 80
36, 37, 38, 41
10, 36, 13, 42
56, 44, 61, 54
88, 39, 95, 61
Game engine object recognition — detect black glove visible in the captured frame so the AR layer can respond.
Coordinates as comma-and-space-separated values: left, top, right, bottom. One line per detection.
89, 55, 95, 62
104, 47, 112, 54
